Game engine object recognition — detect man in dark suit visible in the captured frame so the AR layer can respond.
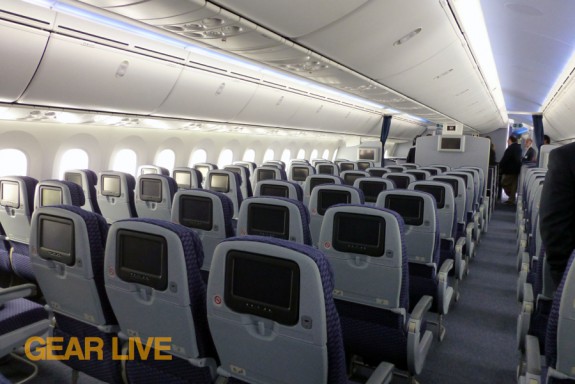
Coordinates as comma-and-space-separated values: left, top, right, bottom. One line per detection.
522, 138, 537, 163
498, 135, 522, 204
540, 142, 575, 288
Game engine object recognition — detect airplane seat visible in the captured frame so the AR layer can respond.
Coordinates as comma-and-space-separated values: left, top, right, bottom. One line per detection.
445, 171, 480, 245
289, 164, 316, 185
64, 169, 101, 214
366, 167, 389, 177
137, 165, 170, 176
135, 174, 177, 221
232, 161, 256, 176
308, 185, 364, 247
205, 170, 243, 219
384, 166, 407, 173
194, 163, 218, 187
353, 177, 395, 206
316, 163, 339, 176
0, 283, 50, 382
172, 167, 203, 190
171, 189, 235, 281
340, 170, 369, 186
317, 204, 432, 377
104, 218, 218, 384
302, 175, 343, 206
263, 160, 286, 170
236, 197, 311, 246
430, 165, 451, 173
29, 205, 122, 383
402, 163, 419, 170
419, 167, 441, 176
255, 180, 303, 201
224, 165, 252, 199
382, 172, 416, 189
207, 236, 394, 384
97, 171, 137, 224
377, 190, 454, 340
456, 168, 482, 230
0, 176, 38, 278
522, 251, 575, 383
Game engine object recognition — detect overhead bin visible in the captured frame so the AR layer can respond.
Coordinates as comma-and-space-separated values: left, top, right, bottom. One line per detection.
232, 86, 304, 126
20, 34, 184, 115
0, 20, 50, 103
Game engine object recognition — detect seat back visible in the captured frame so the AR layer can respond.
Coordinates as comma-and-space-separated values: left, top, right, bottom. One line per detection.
172, 167, 203, 189
445, 172, 474, 217
97, 171, 137, 224
237, 197, 311, 245
171, 189, 235, 274
419, 167, 440, 176
316, 163, 339, 176
207, 236, 347, 384
405, 170, 431, 181
104, 218, 217, 373
402, 163, 419, 170
319, 204, 408, 311
431, 176, 466, 226
224, 165, 252, 199
137, 165, 169, 176
340, 170, 370, 186
383, 172, 416, 189
377, 190, 438, 264
255, 180, 303, 201
456, 169, 480, 209
134, 174, 177, 221
30, 206, 116, 327
205, 170, 243, 219
303, 175, 343, 206
34, 180, 85, 210
289, 164, 316, 185
193, 163, 218, 187
460, 167, 485, 202
64, 169, 101, 214
0, 176, 38, 244
309, 185, 364, 247
252, 166, 287, 192
263, 160, 286, 170
233, 161, 256, 175
366, 167, 389, 177
430, 165, 451, 172
356, 161, 374, 171
354, 177, 395, 205
410, 181, 456, 239
384, 166, 406, 173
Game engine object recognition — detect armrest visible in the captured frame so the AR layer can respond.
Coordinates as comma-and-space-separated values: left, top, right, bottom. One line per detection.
455, 237, 466, 280
465, 223, 475, 259
522, 283, 534, 312
364, 361, 394, 384
524, 335, 541, 379
438, 260, 454, 315
0, 284, 37, 306
517, 283, 534, 350
407, 295, 433, 376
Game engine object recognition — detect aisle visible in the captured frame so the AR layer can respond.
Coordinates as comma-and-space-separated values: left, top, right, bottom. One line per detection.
415, 203, 519, 383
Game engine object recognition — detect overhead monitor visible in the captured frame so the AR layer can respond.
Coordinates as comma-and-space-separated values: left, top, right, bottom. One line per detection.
116, 229, 168, 290
101, 175, 121, 197
257, 169, 276, 182
291, 167, 309, 182
40, 186, 63, 207
225, 250, 300, 325
386, 175, 410, 189
359, 180, 388, 203
309, 177, 335, 192
384, 195, 424, 226
210, 173, 230, 193
340, 163, 355, 172
317, 189, 350, 215
317, 164, 334, 175
173, 171, 192, 189
0, 180, 20, 208
358, 148, 378, 161
414, 185, 446, 209
333, 212, 385, 257
438, 136, 465, 152
64, 172, 83, 188
442, 123, 463, 136
343, 172, 363, 186
260, 184, 289, 198
179, 195, 213, 231
140, 178, 162, 202
357, 161, 371, 171
38, 214, 75, 266
247, 203, 289, 240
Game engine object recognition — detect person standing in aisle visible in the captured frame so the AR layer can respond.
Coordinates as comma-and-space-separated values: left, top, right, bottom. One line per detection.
498, 135, 522, 204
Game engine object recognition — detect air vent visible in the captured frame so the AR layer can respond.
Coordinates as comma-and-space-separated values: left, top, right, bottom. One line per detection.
434, 68, 454, 80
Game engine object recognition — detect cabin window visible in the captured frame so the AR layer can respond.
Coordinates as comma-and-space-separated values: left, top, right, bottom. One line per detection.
310, 149, 319, 160
0, 149, 27, 176
332, 148, 339, 161
190, 149, 207, 166
263, 149, 275, 162
281, 149, 291, 164
112, 149, 137, 176
218, 149, 234, 168
156, 149, 175, 172
322, 149, 330, 159
59, 149, 89, 178
243, 149, 255, 162
296, 149, 306, 159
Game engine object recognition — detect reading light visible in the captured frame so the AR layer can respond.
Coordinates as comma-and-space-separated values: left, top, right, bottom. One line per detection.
448, 0, 507, 122
393, 28, 422, 47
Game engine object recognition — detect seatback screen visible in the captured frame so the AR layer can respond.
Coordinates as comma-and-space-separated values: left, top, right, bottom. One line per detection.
210, 174, 230, 193
140, 179, 162, 202
179, 195, 213, 231
309, 177, 335, 191
0, 180, 20, 208
317, 189, 350, 215
414, 185, 445, 209
340, 163, 354, 171
64, 172, 83, 188
257, 169, 276, 182
343, 172, 363, 186
359, 180, 388, 203
317, 164, 334, 175
386, 175, 409, 189
41, 187, 62, 207
291, 167, 309, 181
101, 175, 121, 197
247, 203, 289, 240
38, 215, 75, 266
384, 195, 424, 226
260, 184, 289, 198
173, 171, 191, 189
333, 212, 385, 256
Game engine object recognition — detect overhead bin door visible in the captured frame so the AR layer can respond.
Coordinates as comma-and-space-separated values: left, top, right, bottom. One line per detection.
0, 20, 50, 103
20, 34, 183, 114
232, 86, 304, 126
